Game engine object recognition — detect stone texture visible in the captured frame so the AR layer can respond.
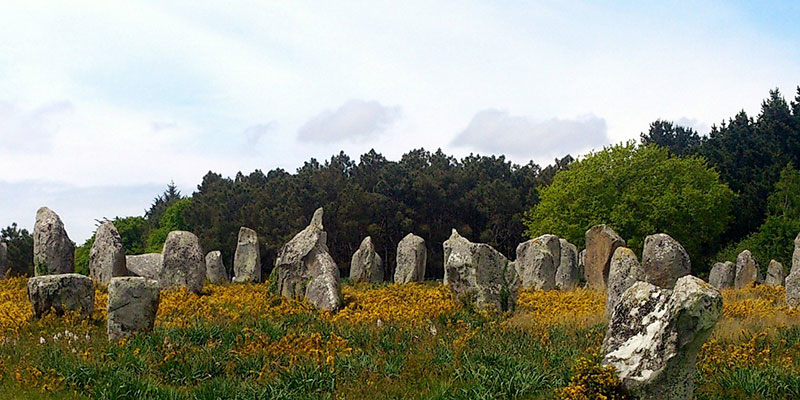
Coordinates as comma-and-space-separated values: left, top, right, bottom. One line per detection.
89, 221, 128, 285
708, 261, 735, 290
641, 233, 691, 289
578, 249, 586, 285
765, 260, 786, 286
349, 236, 384, 283
584, 225, 625, 290
555, 239, 580, 290
0, 242, 7, 279
126, 253, 162, 281
33, 207, 74, 276
606, 247, 645, 317
394, 233, 427, 284
107, 277, 160, 341
443, 229, 519, 312
27, 273, 94, 318
515, 234, 560, 290
734, 250, 759, 289
233, 227, 260, 283
793, 232, 800, 275
602, 275, 722, 400
270, 208, 342, 311
159, 231, 205, 293
205, 251, 228, 284
787, 272, 800, 307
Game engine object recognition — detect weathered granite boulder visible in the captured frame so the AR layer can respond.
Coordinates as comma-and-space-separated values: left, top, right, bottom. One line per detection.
349, 236, 384, 283
515, 234, 560, 290
126, 253, 162, 281
584, 225, 625, 290
270, 208, 342, 311
606, 247, 645, 316
205, 251, 228, 284
159, 231, 205, 293
786, 272, 800, 307
765, 260, 786, 286
708, 261, 735, 290
233, 227, 260, 283
602, 275, 722, 399
33, 207, 74, 275
641, 233, 691, 288
555, 239, 580, 290
27, 273, 94, 318
0, 242, 7, 279
793, 232, 800, 274
734, 250, 759, 289
107, 277, 160, 341
394, 233, 427, 284
443, 229, 519, 311
89, 221, 128, 285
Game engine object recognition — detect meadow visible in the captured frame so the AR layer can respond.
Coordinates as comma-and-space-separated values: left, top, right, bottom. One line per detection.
1, 277, 799, 399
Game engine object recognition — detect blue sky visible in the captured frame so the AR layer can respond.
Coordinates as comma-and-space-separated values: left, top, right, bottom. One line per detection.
1, 1, 799, 242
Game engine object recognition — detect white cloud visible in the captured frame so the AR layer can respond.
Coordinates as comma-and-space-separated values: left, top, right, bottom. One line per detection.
0, 101, 73, 153
297, 100, 401, 143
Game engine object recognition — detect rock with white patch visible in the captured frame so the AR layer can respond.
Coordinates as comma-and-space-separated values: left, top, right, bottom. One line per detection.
107, 277, 160, 341
159, 231, 205, 293
27, 273, 94, 319
126, 253, 162, 281
734, 250, 759, 289
349, 236, 384, 283
515, 234, 560, 290
205, 251, 228, 284
641, 233, 690, 289
33, 207, 74, 276
233, 227, 261, 283
394, 233, 427, 284
89, 221, 129, 285
584, 225, 625, 290
708, 261, 735, 290
765, 260, 786, 286
555, 239, 579, 290
606, 247, 645, 316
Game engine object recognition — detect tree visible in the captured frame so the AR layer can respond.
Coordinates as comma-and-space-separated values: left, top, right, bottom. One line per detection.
1, 223, 34, 276
146, 198, 193, 252
640, 119, 701, 156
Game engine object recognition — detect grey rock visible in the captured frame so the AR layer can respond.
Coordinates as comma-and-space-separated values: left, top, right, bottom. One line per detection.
89, 221, 128, 285
555, 239, 579, 290
33, 207, 74, 275
793, 232, 800, 275
394, 233, 427, 284
787, 272, 800, 307
126, 253, 162, 281
578, 249, 586, 285
606, 247, 645, 317
0, 242, 7, 279
641, 233, 691, 289
233, 227, 260, 283
107, 277, 160, 341
602, 275, 722, 400
443, 229, 519, 312
349, 236, 384, 283
734, 250, 759, 289
584, 225, 625, 290
159, 231, 205, 293
515, 234, 560, 290
205, 251, 228, 284
271, 208, 342, 311
27, 273, 94, 319
708, 261, 735, 290
765, 260, 786, 286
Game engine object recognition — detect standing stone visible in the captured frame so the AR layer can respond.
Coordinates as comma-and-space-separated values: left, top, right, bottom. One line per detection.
27, 273, 94, 319
205, 251, 228, 284
765, 260, 786, 286
233, 227, 260, 283
349, 236, 384, 283
270, 208, 342, 311
793, 232, 800, 275
584, 225, 625, 290
443, 230, 519, 312
159, 231, 205, 293
394, 233, 427, 284
556, 239, 579, 290
89, 221, 128, 285
126, 253, 162, 281
33, 207, 74, 276
641, 233, 691, 289
0, 242, 7, 279
787, 272, 800, 307
602, 276, 722, 400
515, 234, 560, 290
734, 250, 759, 289
605, 247, 645, 316
107, 277, 160, 341
708, 261, 736, 290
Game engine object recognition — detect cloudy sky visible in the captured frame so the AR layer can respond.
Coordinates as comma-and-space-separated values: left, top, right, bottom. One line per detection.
1, 1, 799, 241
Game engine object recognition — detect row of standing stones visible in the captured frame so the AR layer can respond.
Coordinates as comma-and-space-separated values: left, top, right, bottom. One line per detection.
6, 207, 800, 399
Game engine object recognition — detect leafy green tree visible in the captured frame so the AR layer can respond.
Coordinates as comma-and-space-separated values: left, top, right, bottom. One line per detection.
146, 198, 193, 252
1, 223, 34, 276
74, 236, 94, 275
113, 216, 148, 255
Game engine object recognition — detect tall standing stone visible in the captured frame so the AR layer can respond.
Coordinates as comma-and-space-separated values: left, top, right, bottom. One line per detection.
602, 276, 722, 399
159, 231, 205, 293
89, 221, 128, 285
350, 236, 384, 283
765, 260, 786, 286
270, 208, 342, 311
584, 225, 625, 290
790, 233, 800, 307
107, 277, 160, 341
555, 239, 580, 290
233, 227, 261, 283
33, 207, 74, 276
27, 273, 94, 319
0, 242, 7, 279
734, 250, 759, 289
515, 234, 560, 290
126, 253, 162, 281
205, 251, 228, 284
394, 233, 427, 284
605, 247, 645, 316
708, 261, 735, 290
641, 233, 691, 289
443, 230, 519, 312
793, 232, 800, 275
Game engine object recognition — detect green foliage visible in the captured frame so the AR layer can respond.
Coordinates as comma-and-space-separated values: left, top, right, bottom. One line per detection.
113, 216, 147, 255
524, 142, 734, 272
74, 236, 94, 276
640, 119, 701, 156
146, 198, 193, 252
1, 223, 34, 276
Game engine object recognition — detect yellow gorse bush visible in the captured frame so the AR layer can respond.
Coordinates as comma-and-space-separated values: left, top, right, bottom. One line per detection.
721, 285, 800, 320
515, 288, 605, 327
331, 282, 458, 325
0, 277, 33, 340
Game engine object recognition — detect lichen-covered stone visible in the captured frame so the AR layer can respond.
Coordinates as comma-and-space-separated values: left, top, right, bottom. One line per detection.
708, 261, 735, 290
349, 236, 384, 283
606, 247, 645, 316
233, 227, 261, 283
126, 253, 162, 281
555, 239, 579, 290
443, 229, 519, 312
584, 225, 625, 290
107, 277, 160, 341
515, 234, 560, 290
641, 233, 691, 289
0, 242, 7, 279
159, 231, 205, 293
33, 207, 74, 275
602, 275, 722, 400
27, 273, 94, 319
765, 260, 786, 286
793, 232, 800, 275
89, 221, 128, 285
734, 250, 759, 289
394, 233, 427, 284
787, 272, 800, 307
205, 251, 228, 284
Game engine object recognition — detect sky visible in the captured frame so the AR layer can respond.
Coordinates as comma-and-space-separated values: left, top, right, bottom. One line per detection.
1, 1, 799, 242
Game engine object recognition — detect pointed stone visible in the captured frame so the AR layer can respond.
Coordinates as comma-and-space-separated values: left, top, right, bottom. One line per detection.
233, 227, 260, 283
33, 207, 74, 275
765, 260, 786, 286
584, 225, 625, 290
708, 261, 735, 289
792, 232, 800, 275
205, 251, 228, 284
89, 221, 128, 285
641, 233, 691, 288
734, 250, 759, 289
350, 236, 384, 283
515, 234, 560, 290
606, 247, 645, 316
394, 233, 427, 284
159, 231, 205, 293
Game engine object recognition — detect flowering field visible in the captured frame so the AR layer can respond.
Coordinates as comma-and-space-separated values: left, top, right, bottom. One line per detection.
1, 277, 799, 399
